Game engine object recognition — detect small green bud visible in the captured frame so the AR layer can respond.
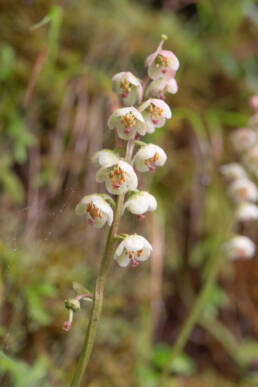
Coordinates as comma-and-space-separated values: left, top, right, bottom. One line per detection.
64, 298, 80, 312
161, 34, 168, 41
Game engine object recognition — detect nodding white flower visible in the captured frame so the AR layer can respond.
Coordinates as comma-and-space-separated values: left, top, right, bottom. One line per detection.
249, 113, 258, 130
145, 77, 178, 99
124, 191, 157, 218
244, 145, 258, 177
231, 128, 257, 152
75, 194, 113, 228
146, 49, 179, 80
92, 149, 119, 168
225, 235, 256, 260
112, 72, 143, 106
108, 107, 146, 140
114, 234, 152, 267
220, 163, 247, 182
134, 144, 167, 173
249, 95, 258, 111
96, 160, 138, 195
236, 202, 258, 222
228, 178, 258, 203
139, 98, 171, 133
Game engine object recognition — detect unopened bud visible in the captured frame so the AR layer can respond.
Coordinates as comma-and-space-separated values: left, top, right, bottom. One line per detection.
64, 298, 80, 312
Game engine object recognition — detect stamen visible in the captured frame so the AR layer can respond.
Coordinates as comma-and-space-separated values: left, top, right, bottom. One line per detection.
144, 152, 159, 172
125, 249, 140, 267
156, 54, 169, 68
87, 201, 103, 225
120, 79, 131, 97
121, 112, 136, 129
150, 104, 163, 125
109, 166, 126, 189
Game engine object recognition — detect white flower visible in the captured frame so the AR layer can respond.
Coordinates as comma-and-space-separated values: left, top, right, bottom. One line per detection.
112, 72, 143, 106
244, 145, 258, 177
145, 49, 179, 80
108, 107, 146, 140
228, 178, 258, 203
114, 234, 152, 267
231, 128, 257, 152
139, 98, 171, 133
124, 191, 157, 216
75, 194, 113, 228
92, 149, 119, 168
220, 163, 247, 182
96, 160, 138, 195
134, 144, 167, 172
236, 203, 258, 222
145, 77, 178, 99
225, 236, 256, 260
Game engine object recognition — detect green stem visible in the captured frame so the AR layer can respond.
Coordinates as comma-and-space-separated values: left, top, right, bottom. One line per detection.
70, 137, 136, 387
158, 249, 223, 386
70, 194, 124, 387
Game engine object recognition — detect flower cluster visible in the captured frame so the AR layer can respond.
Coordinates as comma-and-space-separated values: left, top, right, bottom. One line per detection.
64, 35, 178, 331
76, 35, 177, 266
221, 96, 258, 260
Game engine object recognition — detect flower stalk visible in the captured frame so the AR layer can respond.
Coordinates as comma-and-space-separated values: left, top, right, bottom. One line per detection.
66, 35, 179, 386
70, 193, 125, 387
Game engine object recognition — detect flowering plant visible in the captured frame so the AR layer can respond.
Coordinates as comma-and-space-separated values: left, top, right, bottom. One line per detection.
63, 35, 179, 386
221, 96, 258, 261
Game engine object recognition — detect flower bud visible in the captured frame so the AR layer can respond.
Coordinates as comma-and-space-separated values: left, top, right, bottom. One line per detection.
145, 49, 179, 80
64, 298, 80, 312
231, 128, 257, 152
134, 143, 167, 172
225, 236, 256, 260
92, 149, 119, 168
236, 202, 258, 222
139, 98, 171, 133
108, 107, 146, 140
75, 194, 113, 228
114, 234, 152, 267
145, 77, 178, 99
228, 178, 258, 203
112, 72, 143, 106
124, 191, 157, 216
96, 160, 138, 195
220, 163, 247, 182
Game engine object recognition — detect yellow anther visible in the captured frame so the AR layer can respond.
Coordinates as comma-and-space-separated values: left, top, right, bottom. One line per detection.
150, 104, 163, 119
110, 166, 126, 188
156, 54, 169, 68
121, 112, 136, 129
120, 78, 131, 94
87, 201, 102, 219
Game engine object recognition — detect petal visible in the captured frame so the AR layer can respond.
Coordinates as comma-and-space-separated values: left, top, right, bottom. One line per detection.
92, 149, 119, 167
115, 251, 130, 267
153, 99, 172, 119
167, 78, 178, 94
96, 167, 109, 183
115, 240, 126, 256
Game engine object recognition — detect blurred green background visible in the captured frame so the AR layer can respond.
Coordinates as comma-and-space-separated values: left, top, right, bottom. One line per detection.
0, 0, 258, 386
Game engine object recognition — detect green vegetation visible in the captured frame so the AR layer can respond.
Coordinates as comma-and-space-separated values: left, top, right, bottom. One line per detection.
0, 0, 257, 386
